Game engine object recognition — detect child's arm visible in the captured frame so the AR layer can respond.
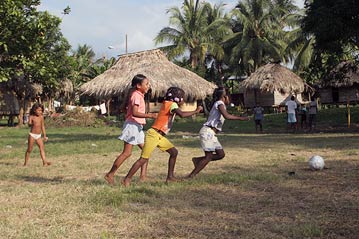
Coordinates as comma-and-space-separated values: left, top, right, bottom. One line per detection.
28, 115, 33, 126
173, 105, 203, 118
132, 105, 157, 119
41, 116, 48, 141
218, 104, 249, 121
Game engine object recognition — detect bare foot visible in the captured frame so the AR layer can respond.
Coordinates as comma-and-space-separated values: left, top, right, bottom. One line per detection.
166, 177, 182, 184
183, 174, 195, 180
121, 177, 131, 187
104, 174, 114, 185
43, 161, 51, 166
139, 176, 147, 182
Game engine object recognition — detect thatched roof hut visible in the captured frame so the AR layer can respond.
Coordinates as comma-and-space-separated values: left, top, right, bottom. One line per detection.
319, 61, 359, 104
240, 63, 305, 108
80, 49, 216, 101
324, 61, 359, 87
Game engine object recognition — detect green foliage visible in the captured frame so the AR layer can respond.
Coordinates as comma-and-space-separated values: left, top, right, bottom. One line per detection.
303, 0, 359, 54
225, 0, 300, 75
155, 0, 232, 69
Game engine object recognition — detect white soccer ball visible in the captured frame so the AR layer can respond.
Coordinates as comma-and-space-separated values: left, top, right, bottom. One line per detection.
308, 155, 325, 170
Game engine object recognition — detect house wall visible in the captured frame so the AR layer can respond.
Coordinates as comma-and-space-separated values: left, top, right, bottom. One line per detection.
319, 86, 359, 104
244, 89, 303, 108
244, 90, 274, 107
319, 88, 333, 104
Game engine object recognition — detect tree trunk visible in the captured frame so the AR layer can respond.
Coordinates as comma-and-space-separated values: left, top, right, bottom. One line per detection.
18, 98, 25, 126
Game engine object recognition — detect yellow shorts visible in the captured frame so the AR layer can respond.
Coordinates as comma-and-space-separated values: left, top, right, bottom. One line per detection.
141, 128, 174, 159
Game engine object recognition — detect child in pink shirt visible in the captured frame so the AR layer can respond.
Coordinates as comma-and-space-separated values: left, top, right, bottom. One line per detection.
104, 74, 157, 185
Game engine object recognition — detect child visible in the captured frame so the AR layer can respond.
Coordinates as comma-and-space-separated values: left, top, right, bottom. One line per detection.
253, 104, 264, 133
285, 95, 298, 132
186, 87, 249, 178
104, 74, 157, 185
24, 103, 51, 166
121, 87, 203, 187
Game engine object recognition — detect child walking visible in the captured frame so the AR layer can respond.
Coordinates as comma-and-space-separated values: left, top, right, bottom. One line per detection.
24, 103, 51, 166
253, 104, 264, 133
121, 87, 203, 187
186, 87, 249, 178
104, 74, 157, 185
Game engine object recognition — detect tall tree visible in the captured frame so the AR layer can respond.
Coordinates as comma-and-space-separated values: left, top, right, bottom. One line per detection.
0, 0, 72, 124
155, 0, 232, 69
302, 0, 359, 55
225, 0, 299, 75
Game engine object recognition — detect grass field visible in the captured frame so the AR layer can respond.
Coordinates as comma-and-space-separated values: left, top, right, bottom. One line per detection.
0, 107, 358, 238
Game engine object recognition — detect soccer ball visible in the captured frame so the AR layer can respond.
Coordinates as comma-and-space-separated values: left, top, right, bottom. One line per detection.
308, 155, 325, 170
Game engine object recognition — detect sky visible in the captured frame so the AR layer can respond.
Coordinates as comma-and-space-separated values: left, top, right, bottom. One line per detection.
38, 0, 304, 59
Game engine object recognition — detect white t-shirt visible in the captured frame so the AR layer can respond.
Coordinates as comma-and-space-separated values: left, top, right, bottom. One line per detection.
204, 100, 225, 131
100, 103, 107, 115
285, 100, 297, 114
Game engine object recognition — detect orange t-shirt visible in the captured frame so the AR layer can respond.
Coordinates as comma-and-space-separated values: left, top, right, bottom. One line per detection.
152, 101, 179, 134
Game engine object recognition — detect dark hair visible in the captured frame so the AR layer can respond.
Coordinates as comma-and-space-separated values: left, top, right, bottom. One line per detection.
120, 74, 148, 112
30, 103, 44, 116
291, 95, 295, 100
213, 87, 226, 102
164, 87, 185, 103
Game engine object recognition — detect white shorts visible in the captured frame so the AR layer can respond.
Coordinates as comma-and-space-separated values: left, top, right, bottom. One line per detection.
287, 113, 297, 123
118, 121, 145, 145
199, 126, 222, 152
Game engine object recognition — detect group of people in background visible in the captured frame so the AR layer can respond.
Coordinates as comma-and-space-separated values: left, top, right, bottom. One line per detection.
285, 95, 318, 132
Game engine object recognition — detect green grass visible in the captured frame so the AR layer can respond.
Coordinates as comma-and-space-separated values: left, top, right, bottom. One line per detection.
0, 107, 358, 238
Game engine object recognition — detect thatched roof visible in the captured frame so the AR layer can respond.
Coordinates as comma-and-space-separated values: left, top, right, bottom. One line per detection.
240, 63, 305, 94
80, 49, 216, 100
323, 61, 359, 88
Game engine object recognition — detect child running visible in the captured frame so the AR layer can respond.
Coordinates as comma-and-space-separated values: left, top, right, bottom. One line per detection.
104, 74, 157, 185
186, 87, 249, 178
24, 103, 51, 166
121, 87, 203, 187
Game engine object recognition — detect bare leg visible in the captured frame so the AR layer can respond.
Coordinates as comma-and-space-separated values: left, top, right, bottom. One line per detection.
105, 142, 133, 185
138, 144, 149, 182
36, 138, 51, 166
122, 157, 148, 187
166, 147, 178, 183
24, 135, 34, 166
187, 149, 225, 178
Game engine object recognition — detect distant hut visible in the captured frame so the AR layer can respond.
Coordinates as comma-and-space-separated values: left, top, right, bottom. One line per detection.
240, 63, 305, 108
0, 83, 19, 117
80, 49, 216, 112
319, 61, 359, 104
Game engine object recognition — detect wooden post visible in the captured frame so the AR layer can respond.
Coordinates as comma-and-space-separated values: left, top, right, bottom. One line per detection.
347, 97, 350, 128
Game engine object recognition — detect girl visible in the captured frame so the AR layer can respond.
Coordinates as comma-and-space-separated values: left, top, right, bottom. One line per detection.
24, 103, 51, 166
121, 87, 203, 187
186, 87, 249, 178
104, 74, 157, 185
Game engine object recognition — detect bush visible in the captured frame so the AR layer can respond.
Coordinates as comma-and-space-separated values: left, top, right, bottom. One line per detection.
46, 108, 105, 127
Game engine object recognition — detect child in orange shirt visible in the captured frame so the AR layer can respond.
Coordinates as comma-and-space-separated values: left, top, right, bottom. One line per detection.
122, 87, 202, 186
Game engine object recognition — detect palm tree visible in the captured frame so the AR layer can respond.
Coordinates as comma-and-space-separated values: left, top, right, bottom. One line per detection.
70, 44, 96, 88
225, 0, 299, 76
155, 0, 232, 69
